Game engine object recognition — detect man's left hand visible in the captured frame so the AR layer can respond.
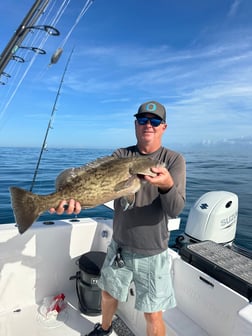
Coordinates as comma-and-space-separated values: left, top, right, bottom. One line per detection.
144, 167, 174, 193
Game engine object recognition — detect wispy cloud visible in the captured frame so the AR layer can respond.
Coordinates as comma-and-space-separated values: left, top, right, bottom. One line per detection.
227, 0, 242, 17
50, 26, 252, 145
3, 0, 252, 147
61, 31, 252, 104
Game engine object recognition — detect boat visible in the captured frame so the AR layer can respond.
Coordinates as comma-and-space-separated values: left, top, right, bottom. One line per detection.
1, 190, 251, 336
1, 2, 251, 335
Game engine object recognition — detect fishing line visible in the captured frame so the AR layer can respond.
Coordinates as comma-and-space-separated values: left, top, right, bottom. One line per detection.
61, 0, 94, 49
37, 0, 94, 79
30, 48, 74, 192
0, 0, 70, 122
0, 54, 39, 122
0, 27, 50, 122
34, 0, 72, 79
49, 0, 71, 28
1, 0, 94, 126
49, 0, 94, 67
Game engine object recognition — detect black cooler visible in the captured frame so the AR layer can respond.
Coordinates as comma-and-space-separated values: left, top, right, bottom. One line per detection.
74, 251, 106, 316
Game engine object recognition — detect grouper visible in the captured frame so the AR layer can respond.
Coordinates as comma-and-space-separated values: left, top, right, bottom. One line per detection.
9, 156, 164, 234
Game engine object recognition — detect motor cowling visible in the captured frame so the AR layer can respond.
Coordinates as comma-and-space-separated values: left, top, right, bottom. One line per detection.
184, 191, 238, 244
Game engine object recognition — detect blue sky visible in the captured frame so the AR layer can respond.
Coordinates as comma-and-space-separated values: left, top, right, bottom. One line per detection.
0, 0, 252, 149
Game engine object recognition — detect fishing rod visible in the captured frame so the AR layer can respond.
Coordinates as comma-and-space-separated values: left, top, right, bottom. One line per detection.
30, 48, 74, 192
0, 0, 59, 81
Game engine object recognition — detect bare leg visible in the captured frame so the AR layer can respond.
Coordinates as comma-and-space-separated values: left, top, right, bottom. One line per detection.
144, 311, 166, 336
101, 290, 118, 330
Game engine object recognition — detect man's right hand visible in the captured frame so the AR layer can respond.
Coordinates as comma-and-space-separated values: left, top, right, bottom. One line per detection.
49, 199, 81, 215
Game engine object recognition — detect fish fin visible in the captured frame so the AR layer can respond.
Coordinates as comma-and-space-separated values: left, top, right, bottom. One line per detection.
114, 175, 137, 192
84, 156, 115, 170
55, 167, 78, 191
9, 187, 44, 234
55, 156, 116, 190
120, 194, 135, 210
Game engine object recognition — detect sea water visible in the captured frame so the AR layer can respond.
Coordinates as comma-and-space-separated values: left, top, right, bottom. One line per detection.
0, 146, 251, 250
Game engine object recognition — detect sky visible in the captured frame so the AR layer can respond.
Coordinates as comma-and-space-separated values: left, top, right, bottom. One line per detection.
0, 0, 252, 149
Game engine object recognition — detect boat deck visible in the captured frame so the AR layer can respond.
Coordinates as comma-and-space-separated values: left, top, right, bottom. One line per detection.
0, 291, 134, 336
1, 219, 251, 336
1, 289, 212, 336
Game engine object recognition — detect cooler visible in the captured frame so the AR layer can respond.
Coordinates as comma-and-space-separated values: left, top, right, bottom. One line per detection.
75, 251, 106, 316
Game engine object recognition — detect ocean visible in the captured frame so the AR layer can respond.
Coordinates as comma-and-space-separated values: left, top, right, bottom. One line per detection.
1, 146, 251, 251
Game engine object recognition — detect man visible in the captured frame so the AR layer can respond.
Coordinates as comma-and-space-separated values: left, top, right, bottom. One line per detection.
52, 101, 186, 336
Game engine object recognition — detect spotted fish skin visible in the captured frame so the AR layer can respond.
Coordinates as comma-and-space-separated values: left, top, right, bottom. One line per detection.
10, 156, 164, 234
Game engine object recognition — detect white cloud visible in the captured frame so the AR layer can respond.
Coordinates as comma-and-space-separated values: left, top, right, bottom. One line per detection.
228, 0, 242, 17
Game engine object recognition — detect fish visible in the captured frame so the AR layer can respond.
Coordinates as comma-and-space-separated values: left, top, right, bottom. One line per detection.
9, 156, 164, 234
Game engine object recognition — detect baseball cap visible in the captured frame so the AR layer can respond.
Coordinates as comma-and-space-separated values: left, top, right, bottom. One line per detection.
134, 101, 166, 122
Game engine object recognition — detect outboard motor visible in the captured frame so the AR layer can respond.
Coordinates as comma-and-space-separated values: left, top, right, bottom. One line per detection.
176, 191, 238, 248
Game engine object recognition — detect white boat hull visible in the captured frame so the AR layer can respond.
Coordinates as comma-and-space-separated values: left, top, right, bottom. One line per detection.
0, 218, 251, 336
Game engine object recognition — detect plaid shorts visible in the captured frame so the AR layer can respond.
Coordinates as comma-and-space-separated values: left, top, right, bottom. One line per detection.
98, 240, 176, 312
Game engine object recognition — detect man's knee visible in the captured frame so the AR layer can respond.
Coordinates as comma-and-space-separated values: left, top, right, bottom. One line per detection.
144, 311, 163, 323
102, 290, 117, 302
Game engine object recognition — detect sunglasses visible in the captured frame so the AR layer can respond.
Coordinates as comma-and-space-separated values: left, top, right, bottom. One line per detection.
136, 117, 163, 127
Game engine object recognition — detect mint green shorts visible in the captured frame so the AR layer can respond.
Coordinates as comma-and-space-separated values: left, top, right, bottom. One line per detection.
98, 240, 176, 313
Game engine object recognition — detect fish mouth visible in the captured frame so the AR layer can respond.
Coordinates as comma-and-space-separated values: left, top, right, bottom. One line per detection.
137, 173, 156, 180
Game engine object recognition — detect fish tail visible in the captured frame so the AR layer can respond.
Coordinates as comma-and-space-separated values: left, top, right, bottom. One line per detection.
9, 186, 45, 234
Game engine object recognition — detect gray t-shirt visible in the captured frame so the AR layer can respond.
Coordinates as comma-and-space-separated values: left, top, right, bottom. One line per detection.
112, 145, 186, 256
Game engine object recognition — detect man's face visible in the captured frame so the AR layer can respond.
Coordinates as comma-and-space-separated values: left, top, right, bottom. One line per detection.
135, 113, 167, 146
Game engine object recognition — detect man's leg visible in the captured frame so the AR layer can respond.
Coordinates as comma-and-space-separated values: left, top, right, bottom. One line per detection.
144, 311, 166, 336
101, 290, 118, 330
85, 290, 118, 336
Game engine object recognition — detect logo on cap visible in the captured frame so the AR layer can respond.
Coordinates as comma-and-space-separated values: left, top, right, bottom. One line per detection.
145, 103, 157, 112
